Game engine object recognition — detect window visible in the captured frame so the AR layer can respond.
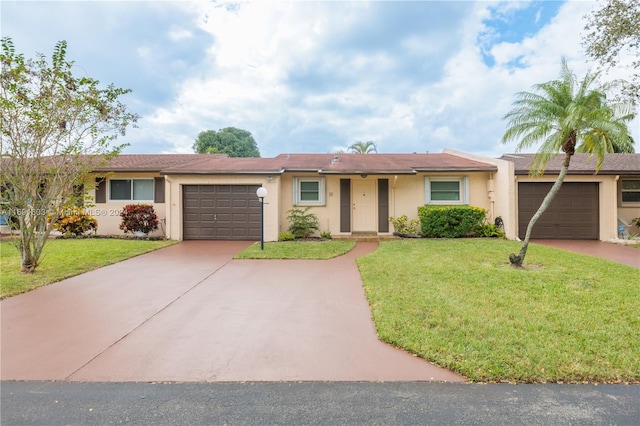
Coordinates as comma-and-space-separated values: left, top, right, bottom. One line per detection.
110, 179, 154, 201
425, 177, 469, 205
293, 177, 325, 205
621, 179, 640, 203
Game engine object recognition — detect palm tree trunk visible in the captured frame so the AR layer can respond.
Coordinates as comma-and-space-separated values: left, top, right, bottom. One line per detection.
509, 152, 573, 267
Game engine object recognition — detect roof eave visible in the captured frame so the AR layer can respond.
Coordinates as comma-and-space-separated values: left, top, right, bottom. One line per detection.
413, 167, 498, 172
92, 168, 163, 173
318, 169, 417, 175
515, 170, 640, 176
161, 169, 285, 175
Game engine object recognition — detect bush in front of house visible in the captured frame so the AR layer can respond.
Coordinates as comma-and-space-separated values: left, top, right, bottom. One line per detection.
389, 215, 421, 236
478, 223, 506, 238
119, 204, 159, 235
418, 205, 487, 238
287, 207, 319, 238
278, 231, 295, 241
48, 206, 98, 236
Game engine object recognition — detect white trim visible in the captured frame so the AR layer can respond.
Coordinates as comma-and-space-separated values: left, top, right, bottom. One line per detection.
424, 176, 468, 205
293, 177, 326, 206
109, 178, 155, 202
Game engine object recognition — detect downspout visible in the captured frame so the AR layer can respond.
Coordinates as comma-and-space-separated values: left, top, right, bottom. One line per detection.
488, 172, 495, 221
614, 175, 620, 240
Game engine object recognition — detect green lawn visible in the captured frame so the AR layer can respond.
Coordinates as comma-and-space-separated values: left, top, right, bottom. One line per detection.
357, 239, 639, 383
235, 240, 356, 259
1, 238, 176, 299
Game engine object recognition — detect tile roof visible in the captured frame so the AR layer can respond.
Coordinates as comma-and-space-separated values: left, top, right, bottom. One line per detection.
500, 153, 640, 175
92, 154, 227, 172
158, 153, 498, 175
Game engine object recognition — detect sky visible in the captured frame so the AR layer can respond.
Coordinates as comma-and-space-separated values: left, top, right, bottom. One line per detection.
2, 0, 638, 158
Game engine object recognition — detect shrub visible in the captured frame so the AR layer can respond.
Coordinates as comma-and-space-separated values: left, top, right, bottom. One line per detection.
278, 231, 295, 241
320, 231, 332, 239
48, 206, 97, 236
389, 215, 420, 236
418, 205, 486, 238
119, 204, 159, 235
479, 223, 506, 238
287, 207, 319, 238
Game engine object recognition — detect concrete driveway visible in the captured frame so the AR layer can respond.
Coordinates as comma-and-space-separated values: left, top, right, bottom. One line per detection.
1, 241, 463, 382
533, 239, 639, 268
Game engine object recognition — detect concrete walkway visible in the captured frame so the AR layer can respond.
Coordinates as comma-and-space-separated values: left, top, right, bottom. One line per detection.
1, 241, 463, 383
533, 239, 639, 268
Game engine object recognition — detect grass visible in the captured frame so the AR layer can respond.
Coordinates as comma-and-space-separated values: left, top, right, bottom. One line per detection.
357, 238, 639, 383
235, 239, 356, 259
1, 238, 176, 299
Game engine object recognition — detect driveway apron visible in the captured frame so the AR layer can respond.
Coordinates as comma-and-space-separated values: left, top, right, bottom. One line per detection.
1, 241, 463, 382
532, 240, 639, 268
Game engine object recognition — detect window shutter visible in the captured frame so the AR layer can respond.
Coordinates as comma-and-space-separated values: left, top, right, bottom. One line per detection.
463, 176, 469, 204
378, 179, 389, 232
95, 178, 106, 204
154, 177, 165, 203
340, 179, 351, 232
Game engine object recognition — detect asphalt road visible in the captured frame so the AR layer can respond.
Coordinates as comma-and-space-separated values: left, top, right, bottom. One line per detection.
2, 381, 638, 425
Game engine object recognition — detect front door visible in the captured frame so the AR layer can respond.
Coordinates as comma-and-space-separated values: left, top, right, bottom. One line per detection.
352, 180, 376, 232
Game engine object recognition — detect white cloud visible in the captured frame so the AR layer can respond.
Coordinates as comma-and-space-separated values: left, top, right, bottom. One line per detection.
4, 0, 637, 157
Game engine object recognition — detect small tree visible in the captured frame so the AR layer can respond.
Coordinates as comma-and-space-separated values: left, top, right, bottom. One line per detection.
0, 38, 138, 272
502, 59, 634, 267
119, 204, 159, 235
287, 207, 320, 238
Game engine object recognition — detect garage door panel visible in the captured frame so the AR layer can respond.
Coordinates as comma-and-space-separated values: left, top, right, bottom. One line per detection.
183, 185, 262, 240
216, 213, 231, 222
232, 213, 248, 221
231, 186, 248, 194
518, 182, 598, 240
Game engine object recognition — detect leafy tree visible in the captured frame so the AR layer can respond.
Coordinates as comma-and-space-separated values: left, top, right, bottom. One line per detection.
583, 0, 640, 105
193, 127, 260, 157
0, 37, 138, 273
502, 58, 634, 267
348, 140, 377, 153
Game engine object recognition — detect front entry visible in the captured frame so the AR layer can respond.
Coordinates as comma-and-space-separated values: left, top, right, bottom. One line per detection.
352, 180, 376, 232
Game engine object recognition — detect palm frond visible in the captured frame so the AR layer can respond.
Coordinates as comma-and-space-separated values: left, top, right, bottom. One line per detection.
502, 58, 634, 175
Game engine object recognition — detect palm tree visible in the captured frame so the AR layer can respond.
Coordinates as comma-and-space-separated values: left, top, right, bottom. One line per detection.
348, 140, 377, 153
502, 58, 634, 267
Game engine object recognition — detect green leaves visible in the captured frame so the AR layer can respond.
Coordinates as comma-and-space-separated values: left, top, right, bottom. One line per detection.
193, 127, 261, 157
1, 37, 138, 273
502, 58, 635, 176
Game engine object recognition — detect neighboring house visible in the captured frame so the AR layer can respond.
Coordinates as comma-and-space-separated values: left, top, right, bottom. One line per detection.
82, 150, 639, 242
89, 154, 223, 238
87, 149, 515, 241
500, 153, 640, 241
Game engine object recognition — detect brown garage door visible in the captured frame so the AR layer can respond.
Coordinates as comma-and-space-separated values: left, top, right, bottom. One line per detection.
518, 182, 599, 240
183, 185, 262, 240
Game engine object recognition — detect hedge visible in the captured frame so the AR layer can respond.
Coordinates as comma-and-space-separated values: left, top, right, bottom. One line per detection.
418, 205, 486, 238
